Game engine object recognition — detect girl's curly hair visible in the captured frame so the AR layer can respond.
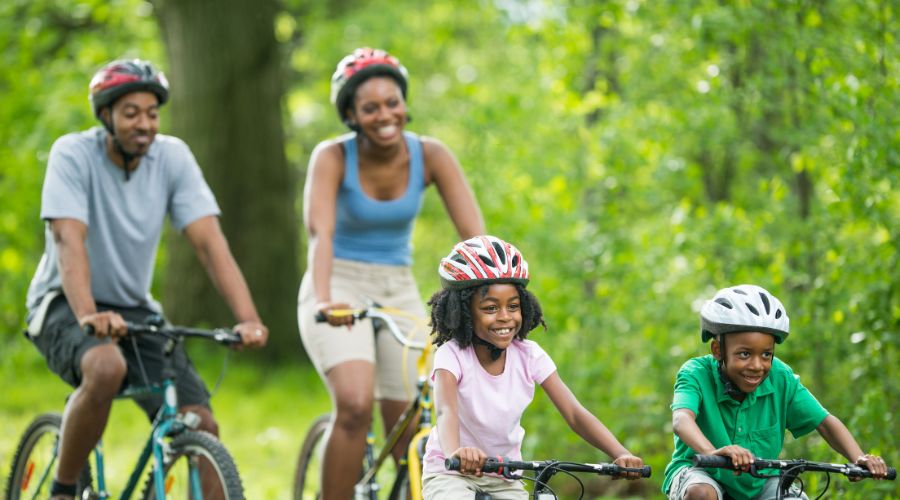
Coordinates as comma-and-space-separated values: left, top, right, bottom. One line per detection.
428, 283, 546, 347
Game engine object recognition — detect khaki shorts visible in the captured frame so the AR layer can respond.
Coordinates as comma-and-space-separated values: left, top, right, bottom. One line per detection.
422, 472, 527, 500
297, 258, 428, 401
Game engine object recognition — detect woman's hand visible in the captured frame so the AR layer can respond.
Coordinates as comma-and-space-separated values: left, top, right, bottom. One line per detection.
315, 301, 354, 327
451, 447, 487, 477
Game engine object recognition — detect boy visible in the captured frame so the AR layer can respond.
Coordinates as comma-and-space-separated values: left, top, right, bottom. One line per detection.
663, 284, 887, 500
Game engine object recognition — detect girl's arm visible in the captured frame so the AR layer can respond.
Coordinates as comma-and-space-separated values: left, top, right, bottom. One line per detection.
541, 373, 643, 471
433, 368, 486, 476
422, 138, 485, 239
817, 415, 887, 478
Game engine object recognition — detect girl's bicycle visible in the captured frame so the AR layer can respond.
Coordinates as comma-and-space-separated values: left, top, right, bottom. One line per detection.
293, 304, 431, 500
445, 455, 652, 499
692, 454, 896, 499
5, 318, 245, 499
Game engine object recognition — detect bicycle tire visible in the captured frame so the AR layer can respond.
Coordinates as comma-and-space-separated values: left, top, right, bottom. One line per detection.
139, 430, 244, 500
5, 413, 92, 500
293, 413, 331, 500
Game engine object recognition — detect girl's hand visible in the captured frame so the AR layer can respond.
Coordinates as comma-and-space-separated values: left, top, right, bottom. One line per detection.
451, 447, 487, 477
713, 445, 754, 475
612, 454, 644, 480
854, 454, 888, 481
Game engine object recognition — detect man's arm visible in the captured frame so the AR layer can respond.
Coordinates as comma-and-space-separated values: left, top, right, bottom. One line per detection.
183, 215, 267, 347
50, 218, 127, 337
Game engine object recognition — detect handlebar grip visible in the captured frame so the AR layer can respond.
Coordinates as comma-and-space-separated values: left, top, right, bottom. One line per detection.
314, 311, 327, 323
445, 457, 461, 471
693, 455, 732, 468
888, 467, 897, 480
83, 324, 95, 336
638, 465, 652, 478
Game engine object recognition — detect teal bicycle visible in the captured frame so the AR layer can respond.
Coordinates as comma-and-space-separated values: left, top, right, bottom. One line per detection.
5, 318, 245, 499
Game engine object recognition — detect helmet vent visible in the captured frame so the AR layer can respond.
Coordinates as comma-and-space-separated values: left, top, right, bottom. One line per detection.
759, 292, 770, 314
745, 303, 760, 316
714, 298, 733, 309
492, 242, 506, 264
479, 255, 494, 267
775, 309, 782, 319
733, 288, 748, 295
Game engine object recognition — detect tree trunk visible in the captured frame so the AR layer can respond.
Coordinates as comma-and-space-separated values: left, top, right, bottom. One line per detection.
152, 0, 301, 360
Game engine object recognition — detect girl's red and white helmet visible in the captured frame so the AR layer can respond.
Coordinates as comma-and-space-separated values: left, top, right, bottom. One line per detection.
700, 284, 790, 343
89, 59, 169, 118
330, 47, 409, 125
439, 235, 529, 289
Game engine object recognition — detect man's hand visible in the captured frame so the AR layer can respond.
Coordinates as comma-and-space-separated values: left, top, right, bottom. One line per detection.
78, 311, 128, 338
234, 321, 268, 348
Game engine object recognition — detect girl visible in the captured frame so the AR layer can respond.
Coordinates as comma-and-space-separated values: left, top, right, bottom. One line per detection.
422, 235, 644, 499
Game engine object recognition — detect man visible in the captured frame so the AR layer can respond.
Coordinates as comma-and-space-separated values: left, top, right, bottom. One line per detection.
25, 59, 268, 500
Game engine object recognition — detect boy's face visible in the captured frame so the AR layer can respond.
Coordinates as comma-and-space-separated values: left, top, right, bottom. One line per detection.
711, 331, 775, 394
469, 283, 522, 349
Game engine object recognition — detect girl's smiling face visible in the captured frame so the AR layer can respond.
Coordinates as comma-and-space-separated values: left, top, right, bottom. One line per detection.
712, 331, 775, 395
470, 284, 522, 350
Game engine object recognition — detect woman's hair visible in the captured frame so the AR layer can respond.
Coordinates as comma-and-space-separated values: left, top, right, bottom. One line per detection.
428, 283, 546, 347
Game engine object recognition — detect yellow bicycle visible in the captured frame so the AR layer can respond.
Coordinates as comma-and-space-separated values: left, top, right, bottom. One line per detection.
293, 304, 432, 500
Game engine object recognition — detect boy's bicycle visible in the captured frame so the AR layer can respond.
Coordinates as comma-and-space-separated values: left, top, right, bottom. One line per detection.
692, 454, 896, 500
445, 455, 652, 499
293, 304, 431, 500
5, 318, 245, 499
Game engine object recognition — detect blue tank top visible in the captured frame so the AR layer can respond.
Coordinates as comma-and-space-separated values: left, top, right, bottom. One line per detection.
332, 132, 426, 266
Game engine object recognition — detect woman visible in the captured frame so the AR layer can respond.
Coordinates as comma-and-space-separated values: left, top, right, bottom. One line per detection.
298, 47, 484, 499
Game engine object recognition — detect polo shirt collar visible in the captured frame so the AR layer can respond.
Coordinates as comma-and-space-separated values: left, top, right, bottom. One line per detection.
714, 362, 775, 405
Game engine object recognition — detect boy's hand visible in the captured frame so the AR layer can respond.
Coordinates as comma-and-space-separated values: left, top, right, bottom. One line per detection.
451, 447, 487, 477
854, 453, 887, 481
713, 445, 754, 475
612, 454, 644, 480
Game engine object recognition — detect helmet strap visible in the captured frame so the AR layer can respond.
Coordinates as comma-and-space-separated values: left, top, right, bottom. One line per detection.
103, 108, 136, 181
472, 335, 505, 361
715, 336, 745, 400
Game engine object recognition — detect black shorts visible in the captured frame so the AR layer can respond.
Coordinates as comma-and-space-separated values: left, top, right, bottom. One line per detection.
27, 294, 212, 418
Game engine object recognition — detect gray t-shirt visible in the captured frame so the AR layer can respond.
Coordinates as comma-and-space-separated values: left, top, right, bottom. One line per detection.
26, 127, 220, 317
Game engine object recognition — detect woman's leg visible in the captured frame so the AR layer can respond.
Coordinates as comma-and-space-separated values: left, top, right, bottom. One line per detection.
322, 360, 376, 500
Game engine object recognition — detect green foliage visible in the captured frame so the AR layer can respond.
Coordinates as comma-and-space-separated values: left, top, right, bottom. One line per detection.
2, 0, 898, 497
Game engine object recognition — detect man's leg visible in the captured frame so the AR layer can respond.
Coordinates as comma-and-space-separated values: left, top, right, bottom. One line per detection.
54, 343, 126, 498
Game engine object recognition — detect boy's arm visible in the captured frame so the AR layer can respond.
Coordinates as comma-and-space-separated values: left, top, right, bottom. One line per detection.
541, 372, 643, 473
433, 368, 486, 476
816, 415, 888, 479
672, 408, 755, 471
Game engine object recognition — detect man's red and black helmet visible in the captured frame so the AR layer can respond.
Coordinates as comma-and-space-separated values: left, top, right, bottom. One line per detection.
330, 48, 408, 126
89, 59, 169, 118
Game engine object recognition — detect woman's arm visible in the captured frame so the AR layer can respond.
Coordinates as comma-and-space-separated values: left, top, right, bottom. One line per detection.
433, 368, 486, 476
302, 142, 352, 326
541, 372, 641, 469
422, 138, 484, 239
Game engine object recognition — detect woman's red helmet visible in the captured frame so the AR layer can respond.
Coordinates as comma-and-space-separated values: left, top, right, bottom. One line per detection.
330, 48, 408, 126
89, 59, 169, 119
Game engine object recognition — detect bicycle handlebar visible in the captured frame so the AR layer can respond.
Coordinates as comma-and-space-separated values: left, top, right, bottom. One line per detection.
445, 456, 652, 478
692, 455, 896, 480
314, 305, 426, 350
84, 322, 242, 346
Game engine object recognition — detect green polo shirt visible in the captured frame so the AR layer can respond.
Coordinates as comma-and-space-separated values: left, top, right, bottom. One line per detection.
662, 355, 829, 500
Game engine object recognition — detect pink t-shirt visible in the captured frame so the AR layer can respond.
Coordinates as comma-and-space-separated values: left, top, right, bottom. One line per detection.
423, 338, 557, 475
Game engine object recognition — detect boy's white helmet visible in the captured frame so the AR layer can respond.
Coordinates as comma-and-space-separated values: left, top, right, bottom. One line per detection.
700, 284, 790, 344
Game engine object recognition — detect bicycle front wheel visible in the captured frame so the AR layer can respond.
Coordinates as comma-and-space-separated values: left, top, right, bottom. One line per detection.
5, 413, 92, 500
140, 430, 244, 500
293, 414, 331, 500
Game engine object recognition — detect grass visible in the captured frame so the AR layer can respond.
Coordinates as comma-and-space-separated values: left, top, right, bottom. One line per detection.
1, 338, 331, 499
